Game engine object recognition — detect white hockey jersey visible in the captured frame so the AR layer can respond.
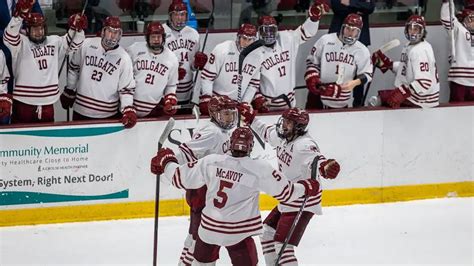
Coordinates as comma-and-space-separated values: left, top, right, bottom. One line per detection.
126, 42, 179, 117
440, 2, 474, 86
163, 153, 307, 246
0, 50, 9, 95
163, 23, 200, 103
258, 18, 320, 110
175, 121, 232, 164
251, 118, 325, 215
3, 16, 84, 105
200, 40, 262, 103
392, 41, 440, 108
306, 33, 373, 108
67, 37, 136, 118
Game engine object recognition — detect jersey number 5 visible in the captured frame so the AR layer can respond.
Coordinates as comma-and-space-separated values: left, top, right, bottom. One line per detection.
214, 180, 233, 209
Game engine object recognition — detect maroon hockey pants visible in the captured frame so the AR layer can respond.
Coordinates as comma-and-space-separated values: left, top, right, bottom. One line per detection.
193, 236, 258, 265
449, 82, 474, 102
185, 186, 207, 238
11, 100, 54, 124
264, 207, 314, 246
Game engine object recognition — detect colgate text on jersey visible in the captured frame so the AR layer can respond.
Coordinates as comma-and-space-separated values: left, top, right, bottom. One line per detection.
276, 146, 292, 166
136, 60, 169, 76
216, 168, 243, 182
325, 52, 355, 65
166, 39, 196, 52
31, 45, 55, 59
262, 51, 290, 70
85, 56, 118, 75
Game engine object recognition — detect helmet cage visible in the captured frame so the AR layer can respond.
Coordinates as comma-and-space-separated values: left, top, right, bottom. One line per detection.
169, 10, 188, 31
259, 25, 277, 45
101, 26, 122, 49
340, 24, 361, 45
404, 22, 425, 43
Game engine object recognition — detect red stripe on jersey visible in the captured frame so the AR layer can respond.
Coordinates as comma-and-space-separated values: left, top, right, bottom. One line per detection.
77, 93, 119, 106
179, 143, 198, 163
75, 101, 118, 113
172, 168, 185, 189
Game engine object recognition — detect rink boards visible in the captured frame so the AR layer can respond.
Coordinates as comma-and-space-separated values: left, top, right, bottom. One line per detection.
1, 105, 473, 226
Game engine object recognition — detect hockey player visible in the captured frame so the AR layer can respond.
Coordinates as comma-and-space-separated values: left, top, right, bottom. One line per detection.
305, 13, 373, 109
2, 0, 86, 123
199, 23, 262, 115
239, 106, 341, 265
151, 126, 321, 265
440, 0, 474, 102
126, 21, 179, 118
165, 95, 238, 265
0, 49, 10, 123
164, 0, 208, 109
371, 15, 439, 108
252, 0, 329, 112
61, 16, 137, 128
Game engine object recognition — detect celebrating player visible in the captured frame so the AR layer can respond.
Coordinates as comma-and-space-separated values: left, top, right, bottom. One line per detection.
0, 49, 11, 124
2, 0, 86, 123
371, 15, 439, 108
61, 16, 137, 128
127, 21, 179, 118
151, 126, 321, 265
305, 13, 373, 109
199, 23, 262, 115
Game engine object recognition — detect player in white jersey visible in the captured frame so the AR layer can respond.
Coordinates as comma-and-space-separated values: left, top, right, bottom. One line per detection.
239, 106, 341, 265
164, 0, 208, 110
2, 0, 86, 123
371, 15, 440, 108
305, 13, 373, 109
126, 21, 179, 118
171, 95, 238, 265
199, 23, 262, 115
151, 126, 320, 265
441, 0, 474, 102
61, 16, 137, 128
0, 49, 11, 123
251, 1, 329, 112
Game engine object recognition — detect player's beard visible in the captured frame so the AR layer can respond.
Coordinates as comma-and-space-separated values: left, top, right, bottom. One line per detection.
148, 43, 164, 54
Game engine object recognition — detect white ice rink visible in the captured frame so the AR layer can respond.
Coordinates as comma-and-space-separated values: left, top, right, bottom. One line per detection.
1, 197, 472, 265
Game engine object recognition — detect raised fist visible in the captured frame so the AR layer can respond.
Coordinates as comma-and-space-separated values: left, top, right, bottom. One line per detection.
372, 50, 393, 73
178, 67, 186, 80
319, 159, 340, 179
150, 147, 178, 175
199, 95, 212, 116
319, 83, 342, 98
68, 13, 88, 31
194, 52, 208, 70
309, 0, 330, 21
60, 87, 76, 109
238, 102, 256, 126
0, 94, 12, 119
305, 70, 321, 95
163, 94, 177, 116
387, 86, 411, 108
297, 179, 320, 196
13, 0, 34, 19
252, 95, 269, 113
121, 106, 137, 129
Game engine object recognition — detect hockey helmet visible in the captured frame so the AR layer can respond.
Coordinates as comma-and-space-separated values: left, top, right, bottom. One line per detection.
458, 8, 474, 33
168, 0, 188, 31
208, 95, 238, 130
101, 16, 122, 49
258, 15, 278, 46
26, 13, 47, 44
146, 21, 166, 53
340, 13, 363, 45
277, 108, 309, 140
230, 127, 254, 156
236, 23, 257, 51
405, 15, 426, 44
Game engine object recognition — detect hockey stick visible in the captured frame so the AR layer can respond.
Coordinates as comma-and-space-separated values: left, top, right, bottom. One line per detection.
362, 39, 401, 105
237, 39, 265, 103
153, 117, 176, 266
448, 0, 456, 63
275, 156, 320, 266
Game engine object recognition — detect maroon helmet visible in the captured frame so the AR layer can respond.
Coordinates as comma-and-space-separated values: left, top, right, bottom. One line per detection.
26, 13, 47, 44
169, 0, 187, 12
146, 21, 166, 52
405, 15, 426, 43
230, 127, 254, 156
258, 15, 278, 45
102, 16, 122, 49
104, 16, 122, 29
277, 108, 310, 140
208, 95, 238, 130
168, 0, 187, 31
236, 23, 257, 51
340, 13, 363, 45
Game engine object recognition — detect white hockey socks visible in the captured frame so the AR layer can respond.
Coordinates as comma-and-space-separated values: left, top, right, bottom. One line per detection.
178, 233, 195, 266
260, 224, 278, 265
274, 242, 297, 266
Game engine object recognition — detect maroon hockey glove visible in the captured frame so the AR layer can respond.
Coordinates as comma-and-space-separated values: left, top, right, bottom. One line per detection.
297, 179, 321, 196
305, 70, 321, 95
193, 52, 208, 70
68, 13, 88, 31
387, 86, 411, 108
13, 0, 34, 19
319, 159, 340, 179
199, 95, 212, 116
238, 102, 256, 125
163, 93, 178, 115
178, 67, 186, 80
150, 147, 178, 175
309, 0, 330, 22
121, 106, 137, 129
319, 83, 342, 98
60, 87, 76, 109
372, 50, 393, 73
252, 95, 269, 113
0, 94, 12, 119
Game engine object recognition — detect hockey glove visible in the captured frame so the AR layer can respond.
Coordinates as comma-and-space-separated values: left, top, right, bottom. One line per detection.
387, 86, 411, 108
297, 179, 321, 197
178, 67, 186, 80
319, 159, 340, 179
309, 0, 330, 22
199, 95, 212, 116
305, 70, 321, 95
68, 13, 88, 31
163, 93, 178, 115
150, 147, 178, 175
193, 52, 208, 70
0, 94, 12, 119
319, 83, 342, 98
60, 87, 76, 109
13, 0, 34, 19
252, 95, 269, 113
238, 102, 256, 126
121, 106, 137, 129
371, 50, 393, 73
